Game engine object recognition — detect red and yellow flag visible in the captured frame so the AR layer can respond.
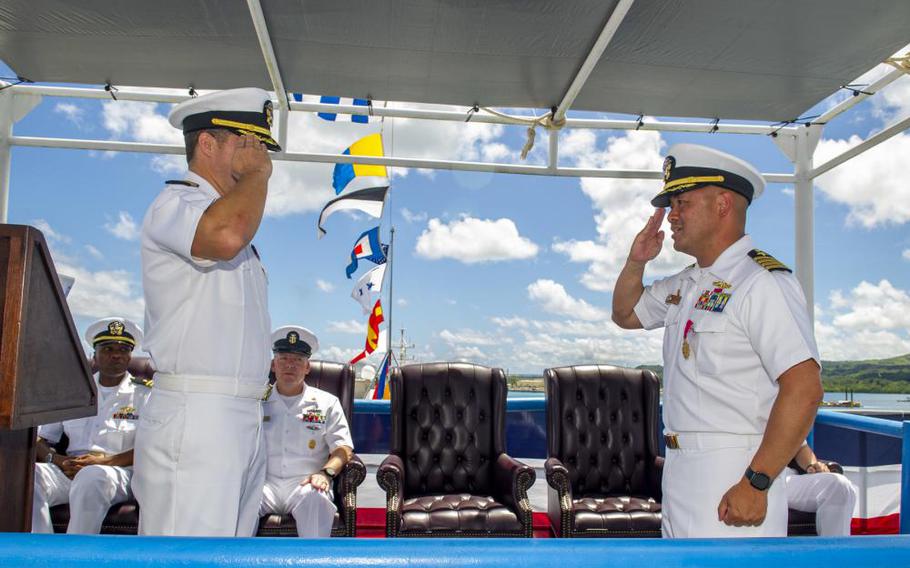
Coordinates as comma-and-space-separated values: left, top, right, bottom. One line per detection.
350, 300, 384, 364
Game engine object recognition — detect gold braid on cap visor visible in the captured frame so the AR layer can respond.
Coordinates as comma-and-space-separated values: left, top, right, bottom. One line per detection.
210, 118, 273, 138
92, 335, 136, 346
657, 175, 725, 196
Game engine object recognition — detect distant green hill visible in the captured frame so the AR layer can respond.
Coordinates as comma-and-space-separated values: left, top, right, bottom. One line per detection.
636, 353, 910, 393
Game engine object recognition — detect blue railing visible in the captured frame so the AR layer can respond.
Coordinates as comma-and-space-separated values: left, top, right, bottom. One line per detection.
2, 533, 909, 567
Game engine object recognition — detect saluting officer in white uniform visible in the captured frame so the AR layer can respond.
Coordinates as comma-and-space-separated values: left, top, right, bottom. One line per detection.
260, 326, 353, 538
612, 144, 824, 538
32, 317, 149, 534
786, 441, 857, 536
134, 88, 278, 536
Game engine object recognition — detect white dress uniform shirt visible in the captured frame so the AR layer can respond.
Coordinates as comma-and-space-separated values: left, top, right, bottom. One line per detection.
260, 385, 353, 537
141, 171, 271, 382
133, 171, 270, 536
634, 234, 820, 538
32, 373, 149, 534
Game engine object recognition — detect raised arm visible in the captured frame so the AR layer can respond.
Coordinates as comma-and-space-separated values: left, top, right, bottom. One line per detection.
612, 209, 665, 329
191, 134, 273, 261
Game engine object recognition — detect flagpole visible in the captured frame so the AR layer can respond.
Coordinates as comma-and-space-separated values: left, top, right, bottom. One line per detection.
387, 225, 395, 364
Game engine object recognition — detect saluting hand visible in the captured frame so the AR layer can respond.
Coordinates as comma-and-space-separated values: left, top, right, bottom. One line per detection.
717, 478, 768, 527
628, 209, 665, 264
231, 134, 273, 181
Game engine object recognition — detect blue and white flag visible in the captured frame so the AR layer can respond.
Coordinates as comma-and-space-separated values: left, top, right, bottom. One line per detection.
294, 93, 372, 123
346, 227, 388, 279
351, 264, 387, 314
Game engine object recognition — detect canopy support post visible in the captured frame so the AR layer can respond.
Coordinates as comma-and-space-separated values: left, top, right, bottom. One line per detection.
0, 88, 40, 224
774, 125, 822, 322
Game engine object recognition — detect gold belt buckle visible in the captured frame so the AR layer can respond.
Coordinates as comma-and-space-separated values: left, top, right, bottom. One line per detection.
664, 434, 680, 449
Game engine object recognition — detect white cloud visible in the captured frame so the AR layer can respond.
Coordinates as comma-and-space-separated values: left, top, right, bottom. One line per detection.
814, 134, 910, 227
397, 298, 408, 307
526, 279, 609, 321
400, 208, 428, 223
319, 345, 362, 363
439, 328, 503, 346
815, 279, 910, 359
327, 319, 363, 334
415, 216, 538, 263
104, 211, 140, 241
55, 102, 85, 127
61, 263, 145, 323
553, 130, 691, 292
85, 245, 104, 260
903, 249, 910, 261
315, 279, 335, 293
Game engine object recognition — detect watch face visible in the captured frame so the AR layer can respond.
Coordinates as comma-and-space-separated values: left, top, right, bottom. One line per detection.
747, 468, 772, 491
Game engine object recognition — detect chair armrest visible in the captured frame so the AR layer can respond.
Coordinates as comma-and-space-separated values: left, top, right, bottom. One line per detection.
377, 454, 405, 538
544, 457, 573, 501
493, 453, 536, 511
334, 454, 367, 504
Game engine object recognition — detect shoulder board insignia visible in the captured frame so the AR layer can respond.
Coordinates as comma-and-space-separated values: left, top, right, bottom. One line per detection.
165, 179, 199, 187
130, 376, 154, 389
261, 383, 274, 402
748, 249, 791, 273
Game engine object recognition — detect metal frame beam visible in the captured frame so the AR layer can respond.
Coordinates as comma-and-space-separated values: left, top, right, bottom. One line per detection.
811, 113, 910, 179
552, 0, 635, 123
10, 85, 797, 136
8, 134, 796, 183
815, 66, 906, 125
246, 0, 289, 150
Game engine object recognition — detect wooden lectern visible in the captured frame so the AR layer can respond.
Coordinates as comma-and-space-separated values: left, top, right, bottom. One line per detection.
0, 225, 96, 532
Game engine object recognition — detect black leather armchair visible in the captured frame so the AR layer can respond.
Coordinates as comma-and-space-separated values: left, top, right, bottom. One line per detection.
544, 365, 663, 537
257, 360, 367, 537
376, 362, 536, 537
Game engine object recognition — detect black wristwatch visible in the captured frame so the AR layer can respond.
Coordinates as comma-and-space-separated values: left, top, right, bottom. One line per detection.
322, 466, 337, 479
744, 467, 772, 491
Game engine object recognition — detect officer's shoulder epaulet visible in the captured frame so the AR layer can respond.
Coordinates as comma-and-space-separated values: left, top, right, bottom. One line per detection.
747, 249, 791, 273
165, 179, 199, 188
130, 376, 154, 389
261, 383, 274, 402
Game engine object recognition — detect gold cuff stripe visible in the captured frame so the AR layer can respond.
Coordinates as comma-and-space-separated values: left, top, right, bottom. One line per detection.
93, 335, 136, 345
659, 175, 726, 195
211, 118, 273, 138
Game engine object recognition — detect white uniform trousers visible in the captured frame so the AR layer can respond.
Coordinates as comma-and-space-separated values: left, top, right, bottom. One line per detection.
785, 468, 857, 536
662, 438, 787, 538
32, 463, 133, 534
132, 388, 266, 536
259, 476, 337, 538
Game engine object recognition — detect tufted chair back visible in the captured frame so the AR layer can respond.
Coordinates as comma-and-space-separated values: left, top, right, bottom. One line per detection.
305, 360, 355, 423
390, 362, 506, 496
546, 365, 661, 499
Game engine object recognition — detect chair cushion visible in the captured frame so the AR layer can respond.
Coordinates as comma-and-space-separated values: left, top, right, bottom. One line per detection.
572, 496, 661, 534
400, 494, 522, 534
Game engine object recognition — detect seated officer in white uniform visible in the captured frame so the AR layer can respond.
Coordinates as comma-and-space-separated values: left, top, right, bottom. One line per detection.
612, 144, 824, 538
260, 326, 353, 538
786, 441, 857, 536
32, 317, 150, 534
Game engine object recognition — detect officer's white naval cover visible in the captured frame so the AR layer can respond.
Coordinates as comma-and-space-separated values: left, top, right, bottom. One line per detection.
633, 235, 820, 434
140, 170, 271, 382
39, 372, 149, 455
263, 385, 353, 479
84, 316, 143, 349
271, 325, 319, 354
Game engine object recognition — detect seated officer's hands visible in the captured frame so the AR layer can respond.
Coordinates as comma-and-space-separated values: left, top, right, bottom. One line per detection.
805, 461, 829, 474
717, 478, 767, 527
61, 454, 110, 479
301, 472, 331, 493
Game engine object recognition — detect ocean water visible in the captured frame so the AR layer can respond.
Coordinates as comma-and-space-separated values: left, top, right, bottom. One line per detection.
508, 390, 910, 411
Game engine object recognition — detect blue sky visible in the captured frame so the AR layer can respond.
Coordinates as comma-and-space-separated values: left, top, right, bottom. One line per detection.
3, 55, 910, 373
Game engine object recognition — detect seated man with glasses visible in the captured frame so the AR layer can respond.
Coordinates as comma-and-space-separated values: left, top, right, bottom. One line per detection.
260, 326, 353, 537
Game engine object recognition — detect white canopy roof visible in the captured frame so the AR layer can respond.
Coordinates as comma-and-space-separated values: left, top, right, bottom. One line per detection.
2, 0, 909, 121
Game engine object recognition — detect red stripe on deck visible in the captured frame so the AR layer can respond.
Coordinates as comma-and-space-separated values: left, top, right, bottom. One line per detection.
852, 514, 900, 535
355, 508, 553, 538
